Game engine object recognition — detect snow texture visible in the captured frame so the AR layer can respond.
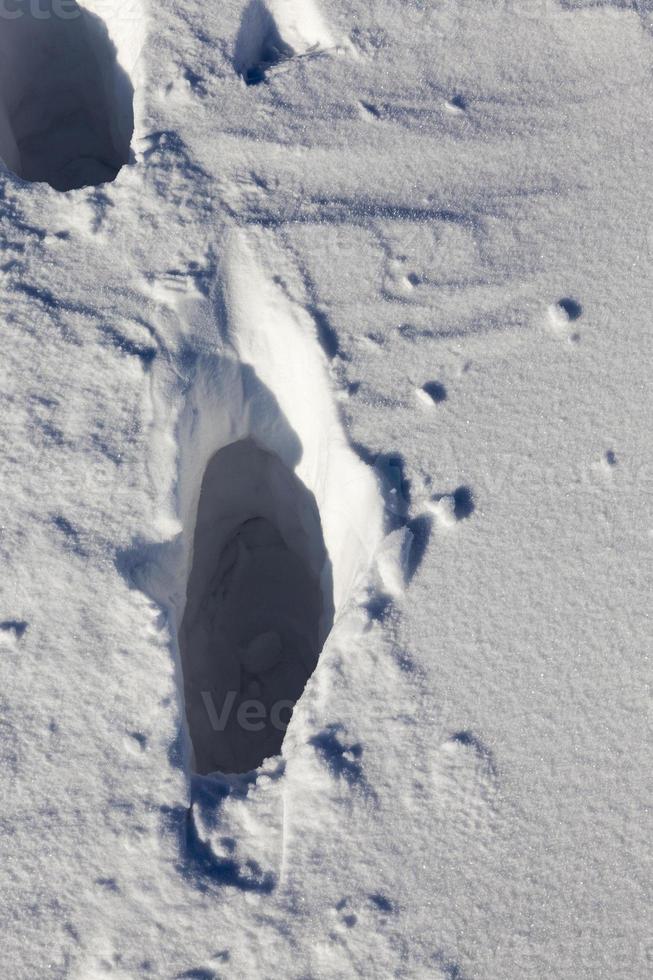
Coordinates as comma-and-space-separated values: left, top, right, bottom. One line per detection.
0, 0, 651, 978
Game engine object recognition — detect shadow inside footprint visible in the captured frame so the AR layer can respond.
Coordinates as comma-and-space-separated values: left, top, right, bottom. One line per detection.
180, 439, 334, 775
0, 1, 134, 190
234, 0, 295, 85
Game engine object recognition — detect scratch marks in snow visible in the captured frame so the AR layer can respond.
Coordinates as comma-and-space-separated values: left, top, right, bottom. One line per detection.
139, 130, 213, 213
98, 321, 158, 367
52, 514, 88, 557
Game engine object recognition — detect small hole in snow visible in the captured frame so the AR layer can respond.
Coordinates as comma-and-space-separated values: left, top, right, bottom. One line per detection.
557, 298, 583, 321
0, 620, 28, 639
369, 893, 395, 913
452, 486, 475, 520
421, 381, 448, 404
449, 94, 468, 111
179, 439, 334, 775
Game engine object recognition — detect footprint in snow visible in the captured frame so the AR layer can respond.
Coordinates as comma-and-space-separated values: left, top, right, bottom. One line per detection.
0, 0, 134, 191
180, 439, 332, 776
234, 0, 333, 86
332, 892, 397, 931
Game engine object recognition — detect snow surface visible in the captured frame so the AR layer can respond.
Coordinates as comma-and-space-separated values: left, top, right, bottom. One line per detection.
0, 0, 651, 977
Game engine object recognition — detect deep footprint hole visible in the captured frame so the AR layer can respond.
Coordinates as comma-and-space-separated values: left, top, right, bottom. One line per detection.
234, 0, 294, 86
179, 439, 334, 775
0, 1, 134, 191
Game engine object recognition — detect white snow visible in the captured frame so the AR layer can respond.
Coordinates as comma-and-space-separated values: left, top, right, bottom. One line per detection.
0, 0, 651, 978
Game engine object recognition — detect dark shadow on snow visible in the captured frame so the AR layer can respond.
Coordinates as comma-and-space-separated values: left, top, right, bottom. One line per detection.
117, 361, 335, 779
0, 1, 134, 190
309, 724, 364, 785
234, 0, 294, 86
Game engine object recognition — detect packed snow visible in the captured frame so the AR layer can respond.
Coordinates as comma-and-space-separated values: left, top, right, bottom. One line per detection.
0, 0, 651, 978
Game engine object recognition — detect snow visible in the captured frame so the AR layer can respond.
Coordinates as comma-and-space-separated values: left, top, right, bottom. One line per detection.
0, 0, 137, 190
0, 0, 651, 978
180, 440, 331, 774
